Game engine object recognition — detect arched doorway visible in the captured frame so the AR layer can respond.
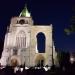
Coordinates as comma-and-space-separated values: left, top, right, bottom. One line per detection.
36, 32, 46, 53
35, 54, 45, 67
10, 58, 18, 67
10, 56, 20, 67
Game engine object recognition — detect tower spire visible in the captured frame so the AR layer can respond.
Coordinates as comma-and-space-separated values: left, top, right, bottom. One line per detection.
19, 4, 31, 17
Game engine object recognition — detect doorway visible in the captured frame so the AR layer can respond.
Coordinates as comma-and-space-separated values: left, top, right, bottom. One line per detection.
35, 55, 45, 67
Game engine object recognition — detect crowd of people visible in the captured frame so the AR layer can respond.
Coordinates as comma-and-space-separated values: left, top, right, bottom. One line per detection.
0, 64, 75, 75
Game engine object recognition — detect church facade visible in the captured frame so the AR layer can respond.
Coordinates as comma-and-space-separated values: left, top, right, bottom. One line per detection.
0, 6, 57, 67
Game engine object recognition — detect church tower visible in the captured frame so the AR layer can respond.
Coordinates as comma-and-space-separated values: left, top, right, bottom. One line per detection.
0, 5, 58, 67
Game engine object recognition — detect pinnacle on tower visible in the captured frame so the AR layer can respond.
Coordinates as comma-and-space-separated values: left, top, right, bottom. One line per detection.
19, 4, 31, 17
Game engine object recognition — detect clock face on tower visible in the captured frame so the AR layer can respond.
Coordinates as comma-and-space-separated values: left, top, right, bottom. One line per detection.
19, 19, 28, 24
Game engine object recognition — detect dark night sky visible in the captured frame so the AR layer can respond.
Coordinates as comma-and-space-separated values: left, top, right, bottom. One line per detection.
0, 0, 74, 55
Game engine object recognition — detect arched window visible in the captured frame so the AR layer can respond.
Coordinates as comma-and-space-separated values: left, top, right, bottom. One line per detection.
36, 32, 46, 53
16, 31, 26, 48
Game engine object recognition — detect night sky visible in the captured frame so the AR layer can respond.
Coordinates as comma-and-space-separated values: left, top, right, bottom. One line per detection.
0, 0, 74, 55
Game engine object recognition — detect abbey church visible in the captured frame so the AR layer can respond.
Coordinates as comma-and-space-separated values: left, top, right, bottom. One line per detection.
0, 6, 57, 67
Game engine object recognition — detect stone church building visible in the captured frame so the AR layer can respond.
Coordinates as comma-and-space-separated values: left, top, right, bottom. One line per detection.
0, 6, 57, 67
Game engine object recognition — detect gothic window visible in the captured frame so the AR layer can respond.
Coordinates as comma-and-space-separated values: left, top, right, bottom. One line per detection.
36, 32, 46, 53
16, 31, 26, 48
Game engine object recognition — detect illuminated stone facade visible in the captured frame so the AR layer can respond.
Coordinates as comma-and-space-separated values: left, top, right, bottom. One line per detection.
0, 7, 57, 67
